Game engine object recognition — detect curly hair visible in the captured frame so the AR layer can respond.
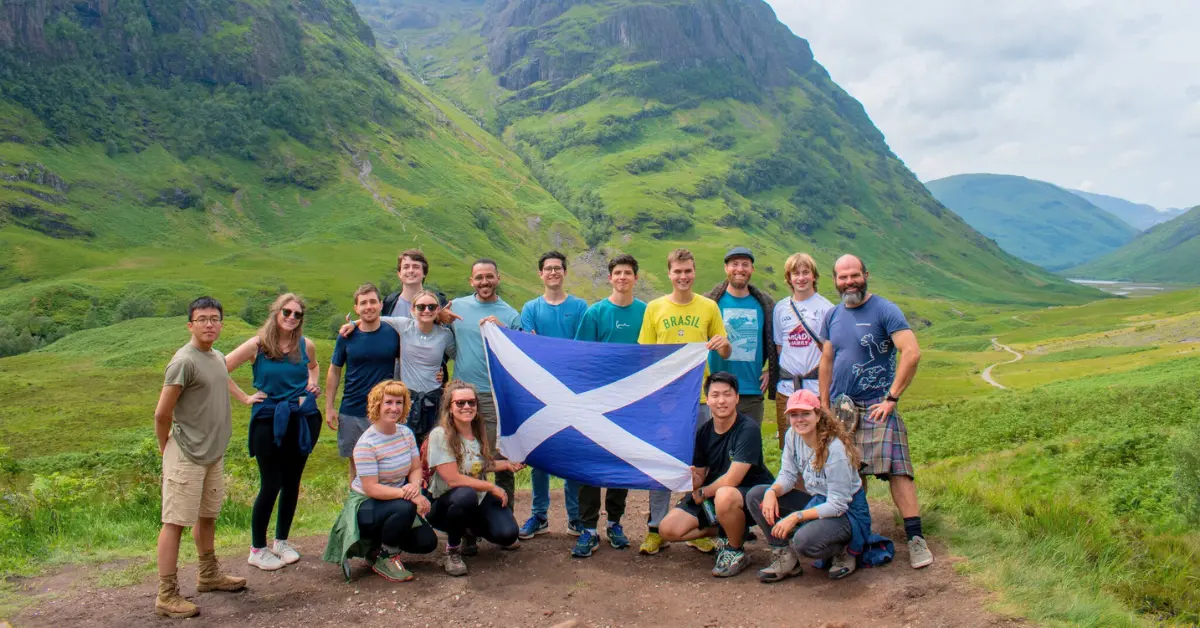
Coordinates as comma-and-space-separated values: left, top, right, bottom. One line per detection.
366, 380, 412, 424
257, 293, 306, 361
807, 405, 862, 473
434, 380, 493, 469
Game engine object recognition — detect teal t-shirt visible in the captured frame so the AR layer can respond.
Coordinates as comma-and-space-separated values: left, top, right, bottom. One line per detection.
520, 295, 589, 340
574, 297, 647, 344
449, 295, 522, 393
708, 293, 763, 395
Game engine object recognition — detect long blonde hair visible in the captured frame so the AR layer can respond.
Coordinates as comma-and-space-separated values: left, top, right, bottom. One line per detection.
435, 380, 493, 468
808, 406, 862, 473
257, 293, 306, 361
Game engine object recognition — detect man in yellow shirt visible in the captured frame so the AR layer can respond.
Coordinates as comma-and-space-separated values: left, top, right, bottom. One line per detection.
637, 248, 731, 555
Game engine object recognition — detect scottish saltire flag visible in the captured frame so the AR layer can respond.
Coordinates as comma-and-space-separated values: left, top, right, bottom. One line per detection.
482, 323, 707, 491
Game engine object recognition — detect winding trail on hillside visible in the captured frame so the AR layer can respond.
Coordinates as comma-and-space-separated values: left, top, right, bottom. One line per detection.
982, 338, 1023, 389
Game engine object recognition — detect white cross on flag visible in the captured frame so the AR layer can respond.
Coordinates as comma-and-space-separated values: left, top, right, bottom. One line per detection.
482, 323, 707, 491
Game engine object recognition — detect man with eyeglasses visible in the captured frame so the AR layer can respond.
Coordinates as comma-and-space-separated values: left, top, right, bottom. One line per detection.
516, 251, 590, 541
153, 297, 247, 618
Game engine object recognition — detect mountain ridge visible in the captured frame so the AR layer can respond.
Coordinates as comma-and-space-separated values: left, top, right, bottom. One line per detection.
1069, 205, 1200, 283
1068, 189, 1184, 231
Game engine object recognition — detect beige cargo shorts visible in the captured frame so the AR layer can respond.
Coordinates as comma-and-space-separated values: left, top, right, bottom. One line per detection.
161, 437, 225, 526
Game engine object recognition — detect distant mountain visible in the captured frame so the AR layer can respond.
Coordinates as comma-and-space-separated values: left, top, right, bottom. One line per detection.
1068, 190, 1185, 231
1069, 206, 1200, 283
925, 174, 1138, 271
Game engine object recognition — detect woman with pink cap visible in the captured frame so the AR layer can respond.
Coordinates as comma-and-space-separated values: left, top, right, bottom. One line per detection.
746, 388, 868, 582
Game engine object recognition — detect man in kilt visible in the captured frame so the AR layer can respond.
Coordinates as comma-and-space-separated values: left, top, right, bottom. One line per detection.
818, 254, 933, 569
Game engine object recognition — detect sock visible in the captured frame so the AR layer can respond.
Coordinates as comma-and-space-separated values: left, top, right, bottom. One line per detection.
903, 516, 923, 541
381, 543, 400, 556
586, 528, 598, 535
648, 526, 659, 534
606, 520, 618, 529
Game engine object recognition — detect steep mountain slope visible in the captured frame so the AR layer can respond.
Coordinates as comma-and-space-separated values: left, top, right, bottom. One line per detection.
1069, 189, 1184, 231
355, 0, 1097, 306
1069, 206, 1200, 283
925, 174, 1137, 271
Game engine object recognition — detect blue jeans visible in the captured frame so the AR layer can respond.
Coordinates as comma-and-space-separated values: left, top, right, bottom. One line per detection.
531, 468, 581, 524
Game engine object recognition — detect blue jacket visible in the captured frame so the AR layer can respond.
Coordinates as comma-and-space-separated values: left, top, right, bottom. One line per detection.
807, 487, 895, 567
249, 393, 320, 457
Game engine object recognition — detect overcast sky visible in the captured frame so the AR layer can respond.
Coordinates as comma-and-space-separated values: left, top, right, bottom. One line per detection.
766, 1, 1200, 209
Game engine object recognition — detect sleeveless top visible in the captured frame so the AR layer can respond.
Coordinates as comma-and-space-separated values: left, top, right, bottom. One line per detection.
252, 336, 309, 401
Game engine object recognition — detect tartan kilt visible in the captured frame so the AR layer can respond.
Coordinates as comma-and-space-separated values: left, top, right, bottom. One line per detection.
836, 397, 915, 478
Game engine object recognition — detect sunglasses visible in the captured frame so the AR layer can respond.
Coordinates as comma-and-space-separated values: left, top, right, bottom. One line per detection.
281, 308, 304, 320
452, 399, 478, 409
414, 303, 439, 312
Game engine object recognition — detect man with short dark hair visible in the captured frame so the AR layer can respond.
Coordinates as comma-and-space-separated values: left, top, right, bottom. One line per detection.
704, 246, 778, 425
325, 283, 401, 479
819, 254, 932, 569
518, 251, 591, 540
383, 249, 445, 317
569, 254, 646, 557
153, 297, 248, 618
658, 372, 775, 578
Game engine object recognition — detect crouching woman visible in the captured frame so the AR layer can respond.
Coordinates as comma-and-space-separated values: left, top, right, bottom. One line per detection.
324, 380, 437, 582
747, 389, 870, 582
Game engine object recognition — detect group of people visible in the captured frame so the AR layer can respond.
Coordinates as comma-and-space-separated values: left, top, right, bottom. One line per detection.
151, 246, 932, 619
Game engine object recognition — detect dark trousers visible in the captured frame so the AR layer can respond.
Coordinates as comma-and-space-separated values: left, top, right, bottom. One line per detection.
356, 497, 438, 554
250, 413, 321, 548
578, 485, 628, 529
745, 484, 851, 559
478, 395, 514, 510
407, 388, 443, 447
427, 487, 520, 547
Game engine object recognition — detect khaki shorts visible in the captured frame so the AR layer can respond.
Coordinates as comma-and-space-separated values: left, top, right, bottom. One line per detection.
161, 437, 225, 526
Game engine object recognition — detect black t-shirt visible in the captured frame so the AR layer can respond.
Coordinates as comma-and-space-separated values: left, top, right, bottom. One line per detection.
693, 414, 775, 488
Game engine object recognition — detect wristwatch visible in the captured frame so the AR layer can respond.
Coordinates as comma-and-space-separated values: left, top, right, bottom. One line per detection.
886, 393, 900, 403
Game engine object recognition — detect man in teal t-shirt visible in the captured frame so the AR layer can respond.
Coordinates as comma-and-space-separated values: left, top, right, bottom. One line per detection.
569, 254, 647, 559
704, 247, 777, 425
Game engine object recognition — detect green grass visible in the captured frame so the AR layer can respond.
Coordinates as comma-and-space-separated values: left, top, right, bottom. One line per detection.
1070, 205, 1200, 283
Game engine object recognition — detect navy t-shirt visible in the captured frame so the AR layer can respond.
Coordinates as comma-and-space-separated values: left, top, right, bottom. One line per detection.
823, 294, 911, 403
331, 325, 400, 417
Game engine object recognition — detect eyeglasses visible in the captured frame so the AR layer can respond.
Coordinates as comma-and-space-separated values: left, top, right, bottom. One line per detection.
542, 266, 564, 274
452, 399, 478, 409
414, 303, 438, 312
191, 317, 222, 326
281, 308, 304, 320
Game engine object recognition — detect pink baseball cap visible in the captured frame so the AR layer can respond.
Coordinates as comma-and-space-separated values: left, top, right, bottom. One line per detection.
786, 389, 820, 413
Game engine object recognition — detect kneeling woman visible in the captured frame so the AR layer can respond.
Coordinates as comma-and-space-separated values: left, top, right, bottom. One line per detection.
324, 380, 437, 582
424, 381, 522, 576
747, 389, 868, 582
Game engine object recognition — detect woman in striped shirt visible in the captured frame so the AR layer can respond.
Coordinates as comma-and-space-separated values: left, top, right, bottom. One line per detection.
350, 380, 437, 582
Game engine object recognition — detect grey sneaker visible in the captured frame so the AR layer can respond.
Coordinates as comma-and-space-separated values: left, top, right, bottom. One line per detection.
273, 539, 300, 565
757, 546, 802, 582
908, 536, 934, 569
247, 547, 285, 571
443, 545, 468, 577
711, 547, 749, 578
828, 549, 857, 579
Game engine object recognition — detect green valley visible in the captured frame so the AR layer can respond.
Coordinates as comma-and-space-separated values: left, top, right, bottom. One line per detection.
1070, 205, 1200, 284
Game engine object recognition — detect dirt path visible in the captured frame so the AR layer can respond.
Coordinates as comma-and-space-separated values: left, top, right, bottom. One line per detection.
982, 338, 1023, 389
10, 493, 1019, 628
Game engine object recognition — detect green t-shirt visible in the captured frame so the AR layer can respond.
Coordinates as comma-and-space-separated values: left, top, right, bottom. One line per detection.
574, 297, 647, 344
425, 426, 486, 501
163, 343, 233, 465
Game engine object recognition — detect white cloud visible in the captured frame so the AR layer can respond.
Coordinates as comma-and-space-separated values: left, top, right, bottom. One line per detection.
766, 0, 1200, 208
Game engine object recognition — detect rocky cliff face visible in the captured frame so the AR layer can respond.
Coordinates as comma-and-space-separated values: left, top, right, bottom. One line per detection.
484, 0, 814, 92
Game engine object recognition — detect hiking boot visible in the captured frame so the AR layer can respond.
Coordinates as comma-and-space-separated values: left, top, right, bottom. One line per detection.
443, 545, 468, 577
828, 549, 857, 580
247, 547, 285, 571
909, 536, 934, 569
711, 547, 749, 578
155, 573, 199, 619
567, 521, 585, 537
757, 546, 802, 583
196, 552, 247, 592
272, 539, 300, 565
607, 523, 630, 549
518, 516, 549, 539
687, 536, 718, 554
638, 531, 667, 555
372, 552, 414, 582
571, 529, 600, 558
462, 534, 479, 557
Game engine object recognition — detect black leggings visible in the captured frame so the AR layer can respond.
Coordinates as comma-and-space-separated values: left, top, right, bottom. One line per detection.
357, 497, 438, 554
427, 487, 519, 547
250, 414, 321, 549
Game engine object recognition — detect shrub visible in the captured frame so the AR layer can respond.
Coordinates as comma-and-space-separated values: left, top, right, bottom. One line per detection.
1174, 422, 1200, 525
114, 295, 156, 322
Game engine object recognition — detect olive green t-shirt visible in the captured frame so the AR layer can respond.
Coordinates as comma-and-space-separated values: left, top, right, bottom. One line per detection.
163, 343, 233, 465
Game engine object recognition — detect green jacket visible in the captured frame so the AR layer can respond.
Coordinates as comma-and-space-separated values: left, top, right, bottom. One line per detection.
322, 491, 374, 568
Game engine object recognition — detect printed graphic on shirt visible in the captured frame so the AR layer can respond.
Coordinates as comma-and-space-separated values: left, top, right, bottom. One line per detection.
853, 333, 894, 393
722, 307, 759, 361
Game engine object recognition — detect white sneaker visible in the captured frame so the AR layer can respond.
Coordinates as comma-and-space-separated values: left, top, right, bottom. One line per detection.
908, 536, 934, 569
273, 539, 300, 565
247, 547, 285, 571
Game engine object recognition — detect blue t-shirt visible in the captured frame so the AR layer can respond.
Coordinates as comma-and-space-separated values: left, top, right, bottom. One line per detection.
331, 325, 400, 417
450, 295, 522, 392
520, 295, 589, 339
708, 293, 764, 396
823, 294, 911, 403
574, 297, 647, 344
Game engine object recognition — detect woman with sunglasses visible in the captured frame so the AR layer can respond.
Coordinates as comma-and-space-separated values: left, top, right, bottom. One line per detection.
424, 380, 523, 575
226, 293, 323, 571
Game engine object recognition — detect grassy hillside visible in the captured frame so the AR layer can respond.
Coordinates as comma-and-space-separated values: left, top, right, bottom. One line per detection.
1070, 189, 1185, 231
1069, 205, 1200, 283
925, 174, 1138, 271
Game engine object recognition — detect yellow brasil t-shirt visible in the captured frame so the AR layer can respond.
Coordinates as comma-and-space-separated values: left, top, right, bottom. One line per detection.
638, 294, 727, 401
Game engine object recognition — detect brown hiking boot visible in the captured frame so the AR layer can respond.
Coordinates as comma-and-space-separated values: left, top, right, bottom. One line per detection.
196, 551, 247, 593
155, 573, 199, 618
